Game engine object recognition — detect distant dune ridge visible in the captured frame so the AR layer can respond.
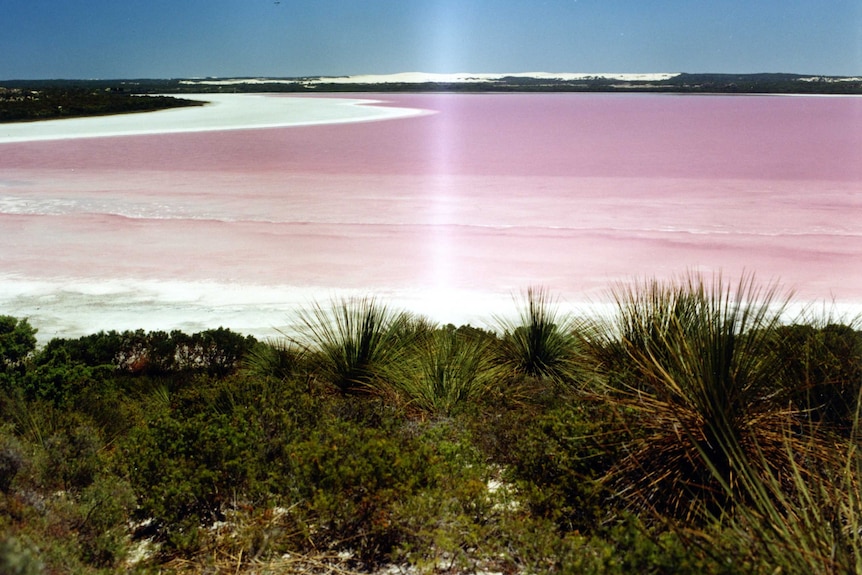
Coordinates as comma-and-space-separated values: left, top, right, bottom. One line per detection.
180, 71, 682, 86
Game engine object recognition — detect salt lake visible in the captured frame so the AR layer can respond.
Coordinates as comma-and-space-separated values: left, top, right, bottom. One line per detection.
1, 92, 860, 341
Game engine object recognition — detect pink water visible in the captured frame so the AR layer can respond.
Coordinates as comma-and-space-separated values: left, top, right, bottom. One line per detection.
2, 93, 861, 337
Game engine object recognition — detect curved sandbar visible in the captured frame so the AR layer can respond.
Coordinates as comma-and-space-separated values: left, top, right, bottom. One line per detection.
0, 94, 429, 143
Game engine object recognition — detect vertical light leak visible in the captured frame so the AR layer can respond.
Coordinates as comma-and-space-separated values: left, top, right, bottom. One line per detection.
420, 4, 472, 320
422, 96, 460, 318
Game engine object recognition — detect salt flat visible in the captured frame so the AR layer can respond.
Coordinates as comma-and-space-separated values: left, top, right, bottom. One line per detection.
0, 94, 427, 143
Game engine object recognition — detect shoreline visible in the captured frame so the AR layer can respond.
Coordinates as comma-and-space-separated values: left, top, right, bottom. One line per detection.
0, 93, 429, 143
3, 274, 860, 345
0, 276, 528, 344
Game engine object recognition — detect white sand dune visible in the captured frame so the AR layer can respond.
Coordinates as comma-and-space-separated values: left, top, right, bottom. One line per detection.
0, 94, 428, 143
181, 72, 681, 86
312, 72, 681, 84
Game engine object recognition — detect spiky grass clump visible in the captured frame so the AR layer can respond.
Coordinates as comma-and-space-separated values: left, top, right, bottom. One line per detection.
494, 287, 582, 387
243, 339, 307, 383
294, 297, 420, 394
679, 390, 862, 574
717, 424, 862, 574
384, 326, 497, 416
583, 273, 832, 521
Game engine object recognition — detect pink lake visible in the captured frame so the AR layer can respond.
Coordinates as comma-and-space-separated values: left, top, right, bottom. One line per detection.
1, 93, 861, 339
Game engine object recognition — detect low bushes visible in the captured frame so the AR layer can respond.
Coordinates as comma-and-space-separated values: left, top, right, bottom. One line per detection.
0, 277, 860, 573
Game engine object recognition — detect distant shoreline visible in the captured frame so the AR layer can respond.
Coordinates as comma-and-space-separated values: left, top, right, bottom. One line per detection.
2, 73, 860, 132
3, 72, 861, 96
2, 88, 859, 143
0, 89, 203, 124
0, 93, 428, 143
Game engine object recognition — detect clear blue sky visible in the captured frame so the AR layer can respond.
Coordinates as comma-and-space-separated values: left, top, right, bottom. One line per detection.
2, 0, 860, 79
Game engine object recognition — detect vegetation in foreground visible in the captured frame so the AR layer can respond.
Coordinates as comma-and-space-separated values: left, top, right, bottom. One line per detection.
1, 273, 861, 574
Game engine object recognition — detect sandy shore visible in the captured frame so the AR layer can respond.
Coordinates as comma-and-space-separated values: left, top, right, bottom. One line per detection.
0, 275, 536, 343
0, 94, 428, 143
4, 274, 857, 345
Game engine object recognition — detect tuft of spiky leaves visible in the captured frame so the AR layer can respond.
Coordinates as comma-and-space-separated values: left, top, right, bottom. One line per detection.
243, 339, 307, 383
294, 297, 421, 394
687, 387, 862, 574
494, 287, 582, 388
582, 272, 832, 521
384, 326, 497, 416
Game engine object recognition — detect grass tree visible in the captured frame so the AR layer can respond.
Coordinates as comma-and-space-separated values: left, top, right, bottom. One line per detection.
294, 297, 421, 394
494, 287, 582, 388
243, 338, 307, 383
715, 417, 862, 574
582, 272, 834, 521
384, 326, 497, 416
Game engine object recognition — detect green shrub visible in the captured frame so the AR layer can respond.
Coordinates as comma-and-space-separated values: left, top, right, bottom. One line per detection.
0, 316, 37, 382
770, 322, 862, 430
22, 347, 110, 406
37, 332, 121, 370
173, 328, 258, 376
123, 405, 267, 552
43, 422, 103, 492
283, 414, 494, 568
0, 536, 44, 575
76, 475, 136, 567
285, 418, 420, 562
503, 401, 618, 532
0, 428, 25, 494
387, 422, 503, 572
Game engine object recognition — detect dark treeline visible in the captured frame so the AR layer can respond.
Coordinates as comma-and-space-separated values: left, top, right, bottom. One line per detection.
3, 72, 861, 98
0, 87, 203, 123
2, 276, 862, 573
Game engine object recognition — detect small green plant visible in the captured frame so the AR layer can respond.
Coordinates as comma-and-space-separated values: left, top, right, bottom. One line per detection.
384, 326, 497, 416
294, 297, 420, 393
494, 287, 583, 387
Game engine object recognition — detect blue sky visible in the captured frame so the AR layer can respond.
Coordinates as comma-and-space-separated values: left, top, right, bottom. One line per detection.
2, 0, 860, 79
